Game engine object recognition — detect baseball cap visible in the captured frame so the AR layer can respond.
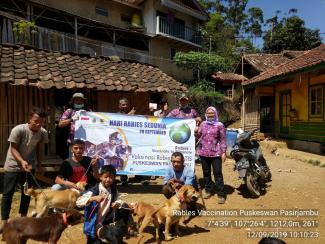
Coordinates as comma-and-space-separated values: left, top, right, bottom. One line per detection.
72, 92, 86, 100
179, 93, 189, 100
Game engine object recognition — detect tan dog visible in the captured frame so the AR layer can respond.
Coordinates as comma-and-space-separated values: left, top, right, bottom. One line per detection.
130, 201, 160, 244
25, 182, 87, 217
133, 185, 200, 243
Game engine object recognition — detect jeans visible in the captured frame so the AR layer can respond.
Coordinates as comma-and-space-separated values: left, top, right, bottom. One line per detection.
200, 156, 225, 197
1, 171, 35, 220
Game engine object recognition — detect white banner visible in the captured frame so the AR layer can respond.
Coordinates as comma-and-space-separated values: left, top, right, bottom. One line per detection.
75, 112, 196, 176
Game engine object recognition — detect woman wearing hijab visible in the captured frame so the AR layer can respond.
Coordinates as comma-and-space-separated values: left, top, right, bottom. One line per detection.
195, 106, 227, 204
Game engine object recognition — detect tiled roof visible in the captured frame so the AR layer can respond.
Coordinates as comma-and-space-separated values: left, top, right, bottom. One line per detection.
0, 44, 186, 93
281, 50, 306, 59
244, 44, 325, 86
244, 53, 290, 72
212, 72, 247, 82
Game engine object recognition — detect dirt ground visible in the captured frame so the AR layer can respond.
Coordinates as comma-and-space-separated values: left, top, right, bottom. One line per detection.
1, 142, 324, 244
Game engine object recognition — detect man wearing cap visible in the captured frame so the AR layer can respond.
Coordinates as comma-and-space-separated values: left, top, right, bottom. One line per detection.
58, 93, 89, 157
167, 93, 201, 123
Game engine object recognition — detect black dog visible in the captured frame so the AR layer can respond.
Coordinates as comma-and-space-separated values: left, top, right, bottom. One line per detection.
259, 237, 287, 244
97, 203, 135, 244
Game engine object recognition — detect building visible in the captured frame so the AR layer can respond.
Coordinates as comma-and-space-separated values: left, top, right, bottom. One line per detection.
0, 43, 187, 161
242, 45, 325, 154
0, 0, 208, 81
211, 72, 247, 99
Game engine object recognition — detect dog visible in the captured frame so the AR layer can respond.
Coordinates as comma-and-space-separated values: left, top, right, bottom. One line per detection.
259, 237, 287, 244
0, 209, 83, 244
25, 181, 87, 217
133, 185, 200, 243
130, 201, 159, 243
97, 202, 136, 244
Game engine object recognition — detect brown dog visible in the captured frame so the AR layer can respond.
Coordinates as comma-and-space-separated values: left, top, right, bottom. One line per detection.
130, 201, 160, 243
0, 210, 83, 244
133, 185, 200, 243
25, 181, 87, 217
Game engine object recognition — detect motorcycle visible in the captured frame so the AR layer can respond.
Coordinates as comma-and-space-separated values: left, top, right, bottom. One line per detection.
230, 128, 272, 198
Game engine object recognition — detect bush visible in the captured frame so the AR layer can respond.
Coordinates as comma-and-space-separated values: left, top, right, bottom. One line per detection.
185, 81, 241, 126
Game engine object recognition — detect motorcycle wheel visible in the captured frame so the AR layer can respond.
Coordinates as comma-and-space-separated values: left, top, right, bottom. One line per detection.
246, 171, 261, 198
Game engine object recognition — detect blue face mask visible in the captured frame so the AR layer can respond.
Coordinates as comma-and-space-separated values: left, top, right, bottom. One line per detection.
74, 104, 84, 109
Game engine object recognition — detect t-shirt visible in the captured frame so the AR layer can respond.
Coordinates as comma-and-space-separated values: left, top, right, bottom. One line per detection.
163, 166, 195, 186
4, 124, 48, 172
57, 156, 97, 187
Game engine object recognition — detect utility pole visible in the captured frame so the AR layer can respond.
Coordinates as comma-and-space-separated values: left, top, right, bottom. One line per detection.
241, 50, 245, 129
209, 36, 212, 54
235, 46, 247, 129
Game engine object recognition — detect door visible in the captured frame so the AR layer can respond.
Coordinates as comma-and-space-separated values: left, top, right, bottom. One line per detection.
260, 96, 274, 133
279, 91, 291, 134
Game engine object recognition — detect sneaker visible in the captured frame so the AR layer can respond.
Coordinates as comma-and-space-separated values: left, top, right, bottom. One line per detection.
202, 190, 212, 199
218, 196, 225, 204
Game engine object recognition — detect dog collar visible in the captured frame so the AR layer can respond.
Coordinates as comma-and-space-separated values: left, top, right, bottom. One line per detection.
175, 191, 185, 203
62, 212, 68, 226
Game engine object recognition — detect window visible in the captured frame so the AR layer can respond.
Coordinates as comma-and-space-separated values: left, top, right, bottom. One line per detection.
95, 6, 108, 17
226, 89, 233, 99
309, 85, 323, 116
121, 14, 132, 24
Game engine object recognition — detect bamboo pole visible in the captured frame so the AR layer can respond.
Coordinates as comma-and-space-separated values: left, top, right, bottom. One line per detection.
0, 84, 5, 162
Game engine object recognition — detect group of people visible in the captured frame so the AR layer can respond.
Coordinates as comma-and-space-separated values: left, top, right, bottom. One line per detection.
0, 91, 228, 243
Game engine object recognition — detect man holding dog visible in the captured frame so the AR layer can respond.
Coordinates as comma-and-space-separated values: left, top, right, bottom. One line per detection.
162, 152, 196, 199
1, 107, 48, 229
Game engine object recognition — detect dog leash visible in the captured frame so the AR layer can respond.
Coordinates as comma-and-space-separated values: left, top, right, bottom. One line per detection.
26, 171, 50, 202
79, 161, 93, 183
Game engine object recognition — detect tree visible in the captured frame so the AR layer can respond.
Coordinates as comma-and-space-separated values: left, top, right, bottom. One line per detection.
243, 7, 264, 45
199, 0, 263, 58
214, 0, 249, 35
174, 51, 230, 82
263, 15, 322, 53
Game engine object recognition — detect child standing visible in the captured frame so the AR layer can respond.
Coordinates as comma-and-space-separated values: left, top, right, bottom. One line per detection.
77, 165, 132, 244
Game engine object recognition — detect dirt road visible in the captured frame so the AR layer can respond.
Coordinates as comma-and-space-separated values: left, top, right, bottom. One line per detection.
2, 149, 324, 244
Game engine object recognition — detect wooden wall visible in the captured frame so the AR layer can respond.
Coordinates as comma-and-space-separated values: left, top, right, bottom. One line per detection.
97, 91, 150, 115
242, 89, 260, 131
0, 84, 53, 163
0, 85, 152, 163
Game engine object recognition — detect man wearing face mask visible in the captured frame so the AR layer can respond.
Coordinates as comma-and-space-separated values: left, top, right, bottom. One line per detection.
58, 93, 90, 156
167, 94, 202, 125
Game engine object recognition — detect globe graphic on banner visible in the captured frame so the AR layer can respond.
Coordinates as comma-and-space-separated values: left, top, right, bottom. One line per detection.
169, 123, 191, 144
